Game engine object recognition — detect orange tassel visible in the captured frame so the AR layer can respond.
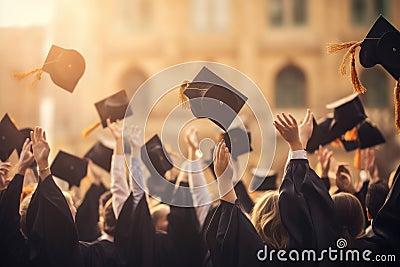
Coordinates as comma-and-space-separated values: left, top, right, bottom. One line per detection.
330, 138, 343, 148
327, 41, 366, 94
178, 80, 190, 109
12, 68, 44, 90
343, 127, 358, 142
394, 79, 400, 132
82, 121, 101, 138
354, 148, 361, 169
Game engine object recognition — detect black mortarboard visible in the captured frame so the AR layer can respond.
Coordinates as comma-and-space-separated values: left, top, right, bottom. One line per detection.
13, 44, 85, 93
249, 169, 278, 191
0, 114, 23, 161
306, 116, 335, 152
82, 89, 133, 137
326, 94, 367, 134
222, 128, 253, 159
181, 67, 248, 131
340, 120, 386, 151
141, 135, 173, 177
50, 150, 88, 188
84, 142, 113, 172
359, 15, 400, 80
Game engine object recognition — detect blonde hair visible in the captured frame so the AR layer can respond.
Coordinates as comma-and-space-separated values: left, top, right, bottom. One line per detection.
20, 193, 33, 239
250, 190, 287, 250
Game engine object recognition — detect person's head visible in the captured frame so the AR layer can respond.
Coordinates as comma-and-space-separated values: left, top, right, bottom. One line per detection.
99, 192, 116, 237
20, 193, 33, 239
366, 181, 389, 221
62, 191, 77, 221
251, 190, 287, 250
332, 192, 365, 243
150, 203, 170, 233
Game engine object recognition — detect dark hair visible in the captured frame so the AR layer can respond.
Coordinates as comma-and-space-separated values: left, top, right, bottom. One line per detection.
365, 181, 389, 219
333, 192, 365, 246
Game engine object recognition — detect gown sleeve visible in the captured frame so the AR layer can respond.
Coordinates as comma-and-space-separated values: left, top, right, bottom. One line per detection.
75, 182, 107, 242
279, 159, 337, 251
0, 174, 29, 266
27, 175, 84, 267
205, 199, 264, 267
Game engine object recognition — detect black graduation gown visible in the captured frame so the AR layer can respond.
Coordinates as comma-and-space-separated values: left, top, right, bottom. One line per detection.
79, 239, 120, 267
75, 183, 107, 242
234, 180, 254, 214
115, 182, 204, 267
26, 175, 84, 267
0, 174, 28, 267
205, 199, 266, 267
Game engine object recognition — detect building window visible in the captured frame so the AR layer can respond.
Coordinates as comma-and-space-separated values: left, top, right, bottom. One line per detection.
192, 0, 230, 32
351, 0, 390, 26
360, 68, 389, 108
268, 0, 308, 27
275, 65, 306, 108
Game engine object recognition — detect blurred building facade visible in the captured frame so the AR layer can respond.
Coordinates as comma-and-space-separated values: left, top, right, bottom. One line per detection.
1, 0, 399, 187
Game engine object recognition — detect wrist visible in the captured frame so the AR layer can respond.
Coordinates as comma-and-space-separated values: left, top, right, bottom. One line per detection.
289, 141, 303, 151
37, 161, 49, 170
17, 165, 26, 175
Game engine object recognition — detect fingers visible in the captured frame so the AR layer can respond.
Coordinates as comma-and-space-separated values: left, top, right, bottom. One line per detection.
288, 114, 298, 127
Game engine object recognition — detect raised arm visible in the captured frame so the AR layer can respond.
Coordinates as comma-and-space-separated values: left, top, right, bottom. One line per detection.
107, 119, 130, 219
184, 127, 212, 227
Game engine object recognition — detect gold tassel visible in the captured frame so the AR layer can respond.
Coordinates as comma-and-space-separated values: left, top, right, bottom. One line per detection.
330, 138, 343, 148
82, 121, 101, 138
12, 68, 44, 90
178, 80, 190, 109
343, 127, 358, 141
354, 148, 361, 169
327, 41, 366, 94
394, 79, 400, 132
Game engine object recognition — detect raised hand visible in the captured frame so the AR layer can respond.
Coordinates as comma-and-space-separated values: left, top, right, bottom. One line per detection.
214, 140, 236, 202
17, 138, 35, 175
273, 113, 302, 151
298, 109, 314, 149
31, 127, 51, 179
107, 118, 122, 140
316, 145, 333, 178
125, 125, 142, 157
335, 163, 356, 194
364, 148, 379, 182
185, 127, 199, 150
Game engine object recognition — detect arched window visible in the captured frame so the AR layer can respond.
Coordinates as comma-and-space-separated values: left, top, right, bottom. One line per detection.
275, 65, 306, 108
351, 0, 390, 25
119, 67, 148, 97
360, 67, 389, 108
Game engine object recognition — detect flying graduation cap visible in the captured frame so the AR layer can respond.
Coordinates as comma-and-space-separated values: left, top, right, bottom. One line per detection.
0, 114, 23, 161
13, 44, 85, 93
179, 66, 248, 131
50, 150, 88, 188
141, 134, 173, 178
340, 120, 386, 152
328, 15, 400, 131
82, 89, 133, 138
222, 128, 253, 159
84, 141, 113, 172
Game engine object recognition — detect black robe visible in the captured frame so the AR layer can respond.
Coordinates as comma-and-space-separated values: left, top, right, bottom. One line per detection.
75, 183, 107, 242
0, 174, 28, 267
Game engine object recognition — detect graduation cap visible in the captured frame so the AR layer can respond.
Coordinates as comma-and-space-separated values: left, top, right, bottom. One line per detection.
50, 150, 88, 188
306, 116, 335, 153
141, 135, 173, 178
0, 114, 23, 162
179, 67, 248, 131
340, 120, 386, 152
222, 128, 253, 159
326, 93, 367, 134
82, 90, 133, 137
13, 44, 85, 93
249, 169, 278, 191
328, 15, 400, 131
84, 142, 113, 172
